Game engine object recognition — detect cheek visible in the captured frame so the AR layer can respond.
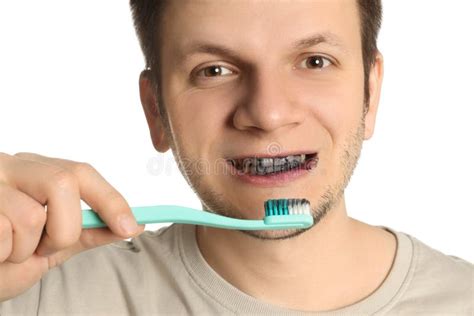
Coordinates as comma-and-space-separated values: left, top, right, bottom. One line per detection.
294, 69, 365, 147
165, 88, 234, 159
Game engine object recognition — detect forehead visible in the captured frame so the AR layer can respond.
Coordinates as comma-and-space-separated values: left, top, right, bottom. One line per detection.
160, 0, 361, 62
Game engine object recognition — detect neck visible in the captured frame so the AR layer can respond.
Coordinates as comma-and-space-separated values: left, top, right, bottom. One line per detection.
196, 197, 397, 311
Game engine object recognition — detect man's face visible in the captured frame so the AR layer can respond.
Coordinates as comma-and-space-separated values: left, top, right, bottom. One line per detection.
151, 0, 381, 239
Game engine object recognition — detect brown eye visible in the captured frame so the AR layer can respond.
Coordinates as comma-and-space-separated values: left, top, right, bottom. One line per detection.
300, 55, 332, 70
196, 65, 233, 77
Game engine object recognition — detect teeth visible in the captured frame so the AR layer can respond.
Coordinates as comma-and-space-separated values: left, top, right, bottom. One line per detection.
273, 157, 286, 166
250, 163, 257, 174
243, 159, 252, 173
273, 163, 284, 173
260, 158, 273, 167
233, 154, 309, 175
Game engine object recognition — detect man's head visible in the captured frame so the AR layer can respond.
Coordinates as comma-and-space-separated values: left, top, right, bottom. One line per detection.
131, 0, 384, 240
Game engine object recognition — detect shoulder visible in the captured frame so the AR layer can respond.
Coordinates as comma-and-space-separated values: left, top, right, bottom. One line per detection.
410, 233, 472, 287
396, 232, 473, 314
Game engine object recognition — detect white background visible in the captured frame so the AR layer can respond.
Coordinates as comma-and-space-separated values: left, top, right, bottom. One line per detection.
0, 1, 473, 262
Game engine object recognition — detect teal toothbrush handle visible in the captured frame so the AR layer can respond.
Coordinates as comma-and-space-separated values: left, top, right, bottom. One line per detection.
82, 205, 311, 230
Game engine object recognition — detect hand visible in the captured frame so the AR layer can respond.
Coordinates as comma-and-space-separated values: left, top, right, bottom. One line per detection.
0, 152, 145, 302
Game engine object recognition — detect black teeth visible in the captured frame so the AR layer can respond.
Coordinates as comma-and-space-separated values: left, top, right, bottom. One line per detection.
229, 152, 318, 175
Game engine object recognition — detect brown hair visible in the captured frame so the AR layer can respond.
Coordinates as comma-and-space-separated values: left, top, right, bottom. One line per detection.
130, 0, 382, 113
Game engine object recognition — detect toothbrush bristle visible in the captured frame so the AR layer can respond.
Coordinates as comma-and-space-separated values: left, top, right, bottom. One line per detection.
264, 198, 311, 216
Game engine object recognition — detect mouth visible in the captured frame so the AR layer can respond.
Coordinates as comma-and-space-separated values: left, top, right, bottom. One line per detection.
226, 152, 318, 176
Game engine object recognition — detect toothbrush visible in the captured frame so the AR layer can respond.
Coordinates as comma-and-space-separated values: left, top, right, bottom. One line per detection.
81, 198, 313, 230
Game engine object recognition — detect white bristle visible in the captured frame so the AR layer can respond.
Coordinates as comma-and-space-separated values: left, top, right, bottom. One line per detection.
302, 204, 308, 214
287, 199, 310, 215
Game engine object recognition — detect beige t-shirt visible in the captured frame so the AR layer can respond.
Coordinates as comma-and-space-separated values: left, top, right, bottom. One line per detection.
1, 224, 473, 315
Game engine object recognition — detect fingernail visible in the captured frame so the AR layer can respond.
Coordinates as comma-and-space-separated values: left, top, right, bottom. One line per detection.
119, 215, 138, 235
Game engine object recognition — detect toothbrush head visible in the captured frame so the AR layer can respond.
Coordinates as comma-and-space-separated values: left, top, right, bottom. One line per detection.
263, 198, 313, 228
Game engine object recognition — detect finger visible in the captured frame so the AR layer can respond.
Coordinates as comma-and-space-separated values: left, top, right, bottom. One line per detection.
0, 182, 46, 263
14, 152, 138, 238
2, 155, 82, 256
0, 213, 13, 262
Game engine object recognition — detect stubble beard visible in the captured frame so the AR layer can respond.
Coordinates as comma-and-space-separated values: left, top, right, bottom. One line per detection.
161, 89, 367, 241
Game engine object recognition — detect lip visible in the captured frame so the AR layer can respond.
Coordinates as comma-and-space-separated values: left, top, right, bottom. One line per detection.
225, 152, 319, 187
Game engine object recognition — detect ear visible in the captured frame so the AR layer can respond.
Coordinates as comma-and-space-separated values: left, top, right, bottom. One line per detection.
139, 69, 170, 153
364, 52, 384, 140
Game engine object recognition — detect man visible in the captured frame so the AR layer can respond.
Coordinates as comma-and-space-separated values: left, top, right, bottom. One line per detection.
0, 0, 472, 315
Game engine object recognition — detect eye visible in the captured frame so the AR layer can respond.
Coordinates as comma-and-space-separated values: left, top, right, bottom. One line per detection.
298, 55, 332, 70
195, 65, 234, 78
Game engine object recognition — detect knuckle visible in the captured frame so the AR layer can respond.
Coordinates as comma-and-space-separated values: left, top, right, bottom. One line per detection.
23, 204, 47, 230
48, 230, 79, 249
49, 168, 77, 191
47, 224, 82, 250
72, 162, 96, 178
49, 236, 73, 250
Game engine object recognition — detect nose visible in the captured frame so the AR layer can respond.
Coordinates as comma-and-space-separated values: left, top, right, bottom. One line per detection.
232, 66, 306, 134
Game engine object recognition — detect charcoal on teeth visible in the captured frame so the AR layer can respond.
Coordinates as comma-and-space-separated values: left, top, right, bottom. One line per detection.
234, 154, 310, 175
261, 158, 273, 167
273, 163, 284, 172
273, 157, 286, 166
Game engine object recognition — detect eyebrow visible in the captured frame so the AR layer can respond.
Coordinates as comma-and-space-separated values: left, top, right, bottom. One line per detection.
178, 32, 345, 63
293, 32, 344, 50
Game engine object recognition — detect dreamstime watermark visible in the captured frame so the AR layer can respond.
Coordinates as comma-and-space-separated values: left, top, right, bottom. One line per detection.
146, 154, 174, 176
267, 141, 282, 155
146, 141, 318, 177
